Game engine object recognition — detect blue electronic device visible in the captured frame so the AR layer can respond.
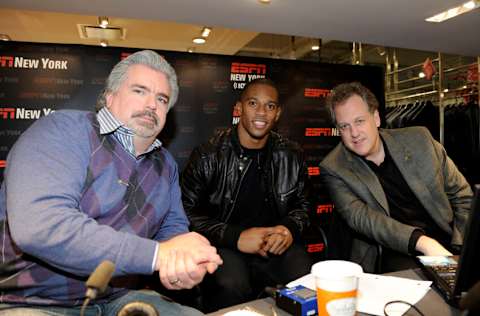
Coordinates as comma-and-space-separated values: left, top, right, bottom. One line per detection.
276, 285, 318, 316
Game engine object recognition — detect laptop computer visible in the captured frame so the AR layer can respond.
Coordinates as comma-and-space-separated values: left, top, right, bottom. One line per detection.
417, 184, 480, 306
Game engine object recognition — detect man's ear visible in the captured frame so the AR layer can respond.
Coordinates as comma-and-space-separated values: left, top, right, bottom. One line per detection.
374, 109, 381, 128
234, 101, 242, 115
105, 93, 113, 109
274, 106, 282, 122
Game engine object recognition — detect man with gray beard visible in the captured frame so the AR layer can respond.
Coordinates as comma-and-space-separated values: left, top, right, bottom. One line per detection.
0, 50, 222, 316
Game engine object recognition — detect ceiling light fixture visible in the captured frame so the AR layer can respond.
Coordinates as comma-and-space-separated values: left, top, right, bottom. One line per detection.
100, 39, 108, 47
418, 72, 426, 78
311, 45, 320, 51
0, 34, 11, 41
192, 37, 206, 44
464, 0, 477, 9
426, 0, 480, 22
201, 27, 212, 38
98, 16, 109, 28
258, 0, 271, 3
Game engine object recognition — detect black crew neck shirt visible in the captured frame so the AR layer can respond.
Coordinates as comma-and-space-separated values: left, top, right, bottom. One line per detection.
228, 146, 279, 229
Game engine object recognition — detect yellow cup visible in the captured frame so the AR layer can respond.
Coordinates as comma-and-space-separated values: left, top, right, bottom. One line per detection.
311, 260, 363, 316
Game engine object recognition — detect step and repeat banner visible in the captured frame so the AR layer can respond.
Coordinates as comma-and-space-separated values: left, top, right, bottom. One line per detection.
0, 41, 384, 259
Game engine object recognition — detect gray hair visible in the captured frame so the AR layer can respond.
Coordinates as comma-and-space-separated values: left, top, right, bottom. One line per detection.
326, 82, 379, 124
96, 50, 179, 111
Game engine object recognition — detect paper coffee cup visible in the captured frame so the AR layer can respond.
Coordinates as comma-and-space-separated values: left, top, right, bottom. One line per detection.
311, 260, 363, 316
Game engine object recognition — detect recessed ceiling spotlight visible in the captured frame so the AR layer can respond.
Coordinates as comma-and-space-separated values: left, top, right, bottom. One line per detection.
187, 47, 195, 53
464, 0, 476, 9
311, 45, 320, 51
100, 39, 108, 47
192, 37, 206, 44
98, 16, 109, 28
426, 0, 480, 22
201, 27, 212, 38
0, 34, 11, 41
258, 0, 271, 3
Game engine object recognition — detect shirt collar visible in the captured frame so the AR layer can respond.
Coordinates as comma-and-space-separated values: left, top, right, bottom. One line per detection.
363, 136, 391, 169
97, 107, 124, 135
96, 107, 163, 152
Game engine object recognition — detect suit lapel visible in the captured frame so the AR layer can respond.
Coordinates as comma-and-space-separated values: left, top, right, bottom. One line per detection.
343, 147, 390, 214
380, 130, 435, 214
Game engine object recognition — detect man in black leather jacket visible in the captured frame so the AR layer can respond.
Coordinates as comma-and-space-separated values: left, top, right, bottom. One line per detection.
181, 78, 312, 311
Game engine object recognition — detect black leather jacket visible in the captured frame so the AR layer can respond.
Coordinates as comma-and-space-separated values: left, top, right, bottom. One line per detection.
180, 127, 311, 248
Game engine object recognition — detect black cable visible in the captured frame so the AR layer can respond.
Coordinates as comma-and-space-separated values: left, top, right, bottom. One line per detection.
384, 300, 425, 316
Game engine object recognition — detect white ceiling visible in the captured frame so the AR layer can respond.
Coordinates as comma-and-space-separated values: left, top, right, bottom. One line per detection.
0, 0, 479, 57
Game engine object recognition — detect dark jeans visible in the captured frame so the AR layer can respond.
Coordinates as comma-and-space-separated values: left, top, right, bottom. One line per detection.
201, 243, 312, 312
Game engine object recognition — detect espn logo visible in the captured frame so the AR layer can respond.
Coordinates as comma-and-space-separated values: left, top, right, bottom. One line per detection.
231, 62, 266, 74
305, 127, 333, 136
0, 56, 14, 68
0, 56, 67, 69
232, 107, 240, 125
307, 243, 325, 253
232, 107, 241, 117
317, 204, 334, 214
0, 108, 15, 119
304, 88, 330, 98
305, 127, 340, 137
308, 166, 320, 176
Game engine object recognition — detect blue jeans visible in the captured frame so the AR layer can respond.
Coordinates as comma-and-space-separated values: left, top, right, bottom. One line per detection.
0, 290, 204, 316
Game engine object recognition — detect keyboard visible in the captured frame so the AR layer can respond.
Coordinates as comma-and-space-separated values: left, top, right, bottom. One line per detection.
431, 264, 457, 290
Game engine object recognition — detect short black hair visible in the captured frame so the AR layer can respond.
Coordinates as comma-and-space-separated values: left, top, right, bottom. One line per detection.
240, 78, 279, 103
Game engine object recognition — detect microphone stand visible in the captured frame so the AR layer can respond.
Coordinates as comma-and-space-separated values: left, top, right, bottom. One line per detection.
80, 297, 92, 316
80, 260, 115, 316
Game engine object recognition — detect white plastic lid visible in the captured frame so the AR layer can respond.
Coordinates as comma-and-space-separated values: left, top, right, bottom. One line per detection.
311, 260, 363, 279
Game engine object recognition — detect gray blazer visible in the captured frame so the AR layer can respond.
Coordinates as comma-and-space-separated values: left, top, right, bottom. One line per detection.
320, 126, 472, 272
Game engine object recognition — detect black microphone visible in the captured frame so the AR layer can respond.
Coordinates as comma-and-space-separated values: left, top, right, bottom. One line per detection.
460, 280, 480, 312
81, 260, 116, 316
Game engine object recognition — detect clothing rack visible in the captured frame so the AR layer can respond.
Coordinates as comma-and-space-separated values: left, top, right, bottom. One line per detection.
385, 53, 479, 145
386, 90, 438, 103
441, 60, 479, 105
385, 56, 439, 105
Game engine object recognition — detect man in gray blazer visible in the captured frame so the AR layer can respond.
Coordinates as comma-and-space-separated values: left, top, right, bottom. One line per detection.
320, 82, 472, 273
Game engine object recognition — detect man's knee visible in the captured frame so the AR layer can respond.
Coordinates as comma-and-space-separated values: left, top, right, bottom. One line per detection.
110, 289, 203, 316
280, 244, 313, 279
0, 309, 50, 316
214, 272, 250, 295
213, 248, 251, 293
